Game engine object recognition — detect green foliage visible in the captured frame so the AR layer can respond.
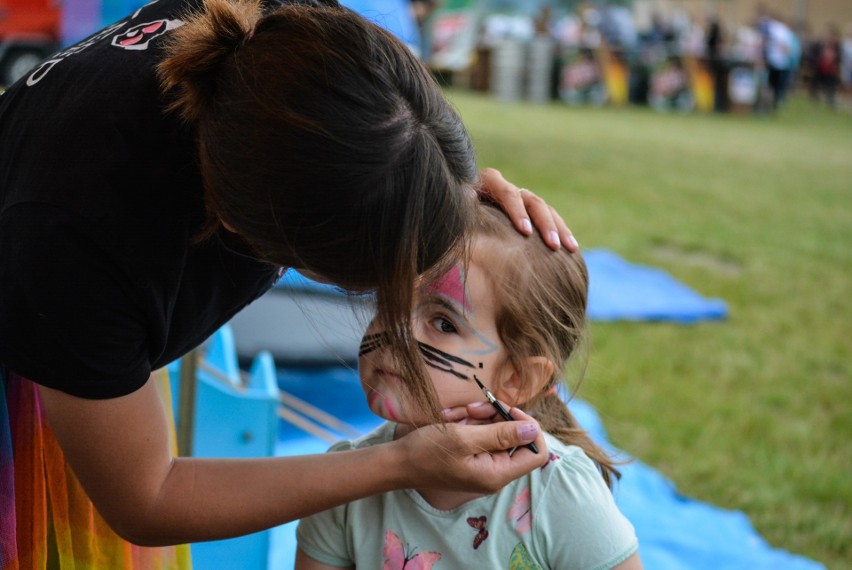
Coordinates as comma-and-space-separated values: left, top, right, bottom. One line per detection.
448, 91, 852, 569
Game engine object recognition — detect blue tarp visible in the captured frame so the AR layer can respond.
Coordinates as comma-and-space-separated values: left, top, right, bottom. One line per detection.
270, 368, 824, 570
570, 399, 824, 570
584, 249, 728, 323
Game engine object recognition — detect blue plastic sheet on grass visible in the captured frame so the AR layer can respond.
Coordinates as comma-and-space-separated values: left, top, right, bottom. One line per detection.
584, 249, 728, 323
568, 398, 825, 570
270, 368, 823, 570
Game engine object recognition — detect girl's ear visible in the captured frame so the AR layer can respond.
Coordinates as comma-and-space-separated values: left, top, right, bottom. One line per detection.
493, 356, 554, 407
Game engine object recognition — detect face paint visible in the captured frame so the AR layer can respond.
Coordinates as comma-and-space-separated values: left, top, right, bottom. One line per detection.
358, 332, 385, 356
459, 329, 500, 357
361, 330, 476, 382
427, 265, 471, 314
418, 341, 475, 380
357, 245, 513, 426
416, 298, 499, 359
366, 387, 401, 422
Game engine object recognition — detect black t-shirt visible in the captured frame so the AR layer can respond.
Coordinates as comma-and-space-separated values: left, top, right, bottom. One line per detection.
0, 0, 280, 398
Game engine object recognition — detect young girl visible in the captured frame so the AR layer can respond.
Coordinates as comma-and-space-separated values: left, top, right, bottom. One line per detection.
295, 204, 641, 570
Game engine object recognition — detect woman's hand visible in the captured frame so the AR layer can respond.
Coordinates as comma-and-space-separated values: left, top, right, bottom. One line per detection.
391, 408, 548, 494
477, 167, 579, 252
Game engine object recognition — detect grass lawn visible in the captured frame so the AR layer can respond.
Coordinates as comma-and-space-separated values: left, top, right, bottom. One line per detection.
447, 90, 851, 569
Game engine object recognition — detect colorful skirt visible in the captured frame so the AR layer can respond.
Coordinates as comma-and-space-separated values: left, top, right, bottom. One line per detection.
0, 368, 191, 569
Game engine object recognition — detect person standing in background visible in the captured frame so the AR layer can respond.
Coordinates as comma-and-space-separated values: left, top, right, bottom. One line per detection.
759, 12, 796, 110
808, 25, 843, 108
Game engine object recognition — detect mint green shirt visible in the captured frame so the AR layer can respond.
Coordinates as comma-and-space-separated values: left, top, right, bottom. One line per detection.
297, 423, 638, 569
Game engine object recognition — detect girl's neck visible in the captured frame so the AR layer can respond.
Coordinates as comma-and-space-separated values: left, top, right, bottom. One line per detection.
393, 423, 488, 511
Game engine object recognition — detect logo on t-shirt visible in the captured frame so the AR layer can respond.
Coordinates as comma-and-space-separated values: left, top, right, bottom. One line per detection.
111, 19, 183, 51
25, 4, 183, 86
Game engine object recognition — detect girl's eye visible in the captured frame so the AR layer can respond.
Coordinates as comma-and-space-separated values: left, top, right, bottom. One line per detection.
433, 317, 457, 334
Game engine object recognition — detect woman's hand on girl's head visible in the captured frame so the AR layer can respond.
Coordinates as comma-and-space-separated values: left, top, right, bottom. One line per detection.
477, 168, 579, 252
392, 409, 548, 494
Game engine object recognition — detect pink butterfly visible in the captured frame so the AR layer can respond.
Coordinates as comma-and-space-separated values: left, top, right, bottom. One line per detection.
467, 515, 489, 550
508, 488, 532, 533
383, 530, 441, 570
541, 451, 561, 470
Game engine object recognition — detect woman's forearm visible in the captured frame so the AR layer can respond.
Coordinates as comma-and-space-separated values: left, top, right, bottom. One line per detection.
140, 446, 405, 545
39, 375, 544, 546
39, 377, 408, 545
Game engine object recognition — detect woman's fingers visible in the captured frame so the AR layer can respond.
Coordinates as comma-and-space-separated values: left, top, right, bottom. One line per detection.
455, 420, 548, 492
465, 401, 498, 421
440, 406, 469, 423
398, 413, 548, 493
506, 407, 547, 456
441, 403, 505, 426
549, 206, 579, 252
477, 168, 578, 252
478, 167, 532, 236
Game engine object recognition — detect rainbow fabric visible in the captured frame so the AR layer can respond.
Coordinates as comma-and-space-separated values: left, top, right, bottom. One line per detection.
0, 368, 191, 570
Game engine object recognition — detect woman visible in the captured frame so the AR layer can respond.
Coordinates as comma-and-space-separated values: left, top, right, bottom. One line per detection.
0, 0, 577, 566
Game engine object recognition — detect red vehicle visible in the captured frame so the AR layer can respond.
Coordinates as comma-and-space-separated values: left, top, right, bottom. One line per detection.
0, 0, 60, 86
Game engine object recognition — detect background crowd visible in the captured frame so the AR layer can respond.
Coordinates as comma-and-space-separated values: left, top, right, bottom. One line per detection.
417, 0, 852, 113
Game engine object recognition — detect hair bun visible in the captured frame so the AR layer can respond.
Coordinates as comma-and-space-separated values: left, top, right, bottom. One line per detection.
157, 0, 263, 122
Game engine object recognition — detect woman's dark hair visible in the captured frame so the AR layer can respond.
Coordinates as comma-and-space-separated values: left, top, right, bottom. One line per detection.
473, 204, 622, 487
158, 0, 477, 418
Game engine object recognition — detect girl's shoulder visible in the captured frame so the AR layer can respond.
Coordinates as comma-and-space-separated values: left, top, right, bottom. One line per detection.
530, 434, 622, 517
522, 435, 638, 568
538, 434, 603, 479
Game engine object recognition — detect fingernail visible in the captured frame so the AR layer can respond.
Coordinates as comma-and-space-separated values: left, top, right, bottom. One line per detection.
568, 235, 579, 249
441, 408, 453, 415
469, 401, 487, 408
521, 219, 533, 234
549, 231, 561, 249
518, 422, 539, 441
457, 418, 468, 425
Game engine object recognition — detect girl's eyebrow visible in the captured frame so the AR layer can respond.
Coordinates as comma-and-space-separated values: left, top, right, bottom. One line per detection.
421, 295, 469, 322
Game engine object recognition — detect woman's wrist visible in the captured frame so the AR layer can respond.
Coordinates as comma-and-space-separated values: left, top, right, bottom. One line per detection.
379, 435, 417, 490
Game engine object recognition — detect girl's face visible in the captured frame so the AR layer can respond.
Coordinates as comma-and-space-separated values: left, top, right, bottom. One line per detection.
358, 254, 510, 425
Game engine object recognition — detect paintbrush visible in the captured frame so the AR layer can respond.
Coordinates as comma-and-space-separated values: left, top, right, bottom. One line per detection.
474, 376, 539, 454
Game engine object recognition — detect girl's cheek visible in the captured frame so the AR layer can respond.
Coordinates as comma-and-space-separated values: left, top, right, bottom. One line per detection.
365, 389, 380, 410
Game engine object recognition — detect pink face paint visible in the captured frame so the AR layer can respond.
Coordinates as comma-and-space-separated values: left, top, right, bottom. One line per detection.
427, 265, 470, 313
383, 396, 400, 422
367, 389, 380, 409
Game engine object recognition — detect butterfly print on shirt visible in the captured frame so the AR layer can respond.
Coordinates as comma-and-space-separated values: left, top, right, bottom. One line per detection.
467, 515, 489, 550
508, 488, 532, 533
383, 530, 441, 570
541, 451, 560, 470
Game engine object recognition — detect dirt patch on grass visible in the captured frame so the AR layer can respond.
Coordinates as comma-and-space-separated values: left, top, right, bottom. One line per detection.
651, 244, 743, 277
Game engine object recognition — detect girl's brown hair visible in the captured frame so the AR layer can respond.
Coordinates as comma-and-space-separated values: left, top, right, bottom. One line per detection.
157, 0, 477, 417
474, 204, 622, 487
